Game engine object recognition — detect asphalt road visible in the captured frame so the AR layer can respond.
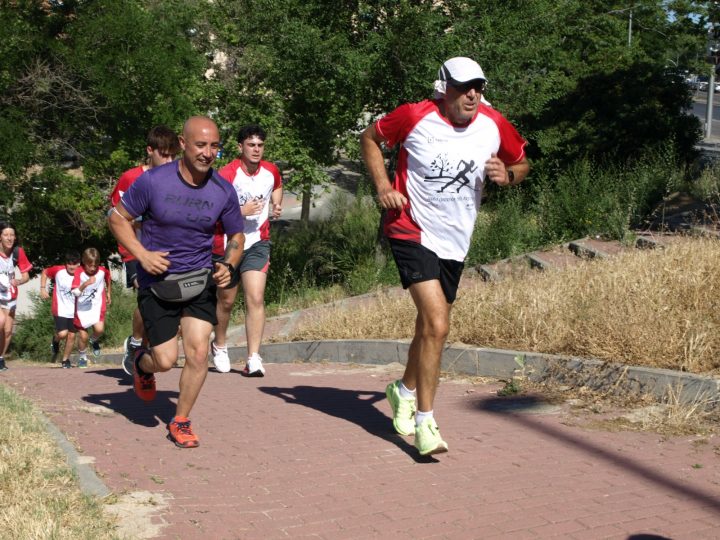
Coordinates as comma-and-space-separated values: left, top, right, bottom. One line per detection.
692, 95, 720, 138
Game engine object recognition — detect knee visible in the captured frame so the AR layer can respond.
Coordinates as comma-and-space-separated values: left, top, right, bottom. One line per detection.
245, 292, 265, 311
149, 350, 175, 372
184, 347, 209, 369
57, 330, 68, 339
217, 296, 234, 313
419, 316, 449, 342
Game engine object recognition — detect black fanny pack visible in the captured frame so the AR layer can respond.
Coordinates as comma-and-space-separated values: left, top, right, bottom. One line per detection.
150, 268, 211, 302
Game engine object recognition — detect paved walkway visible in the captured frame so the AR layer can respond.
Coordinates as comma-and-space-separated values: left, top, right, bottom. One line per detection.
2, 360, 719, 539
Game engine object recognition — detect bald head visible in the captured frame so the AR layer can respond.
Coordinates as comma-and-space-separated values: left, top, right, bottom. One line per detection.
179, 116, 221, 183
183, 116, 219, 139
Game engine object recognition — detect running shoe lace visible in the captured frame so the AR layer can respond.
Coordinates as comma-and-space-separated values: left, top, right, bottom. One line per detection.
174, 420, 193, 435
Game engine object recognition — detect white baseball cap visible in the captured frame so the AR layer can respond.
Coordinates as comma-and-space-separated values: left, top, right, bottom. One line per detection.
437, 57, 486, 85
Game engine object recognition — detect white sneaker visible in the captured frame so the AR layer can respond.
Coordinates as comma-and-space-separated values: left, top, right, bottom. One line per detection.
243, 353, 265, 377
211, 342, 231, 373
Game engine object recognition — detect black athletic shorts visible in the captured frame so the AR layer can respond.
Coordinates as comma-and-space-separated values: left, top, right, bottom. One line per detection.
388, 238, 465, 304
212, 240, 271, 289
54, 316, 76, 333
124, 260, 139, 289
137, 281, 218, 347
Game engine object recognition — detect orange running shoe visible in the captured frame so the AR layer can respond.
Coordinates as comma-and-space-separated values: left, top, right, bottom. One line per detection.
132, 349, 156, 402
167, 417, 200, 448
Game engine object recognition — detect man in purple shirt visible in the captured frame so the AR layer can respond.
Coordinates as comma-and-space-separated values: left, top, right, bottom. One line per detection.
109, 116, 244, 448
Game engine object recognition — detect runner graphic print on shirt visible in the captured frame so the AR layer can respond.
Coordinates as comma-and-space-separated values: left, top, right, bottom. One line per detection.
424, 154, 482, 194
72, 267, 110, 329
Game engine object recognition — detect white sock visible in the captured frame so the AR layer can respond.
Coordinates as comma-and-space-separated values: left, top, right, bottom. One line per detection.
130, 337, 142, 347
415, 410, 434, 426
398, 381, 416, 400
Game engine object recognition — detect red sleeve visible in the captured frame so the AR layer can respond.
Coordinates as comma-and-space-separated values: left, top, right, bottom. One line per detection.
45, 265, 61, 280
478, 105, 527, 165
15, 247, 32, 273
71, 271, 82, 289
102, 267, 111, 289
375, 100, 438, 148
110, 166, 145, 206
218, 160, 241, 183
264, 162, 283, 190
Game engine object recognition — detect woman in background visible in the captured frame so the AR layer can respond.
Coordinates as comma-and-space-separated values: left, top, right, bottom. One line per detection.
0, 222, 32, 371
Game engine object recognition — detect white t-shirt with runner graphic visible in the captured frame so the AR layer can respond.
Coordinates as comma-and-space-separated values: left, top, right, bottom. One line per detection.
44, 266, 77, 319
375, 99, 527, 262
213, 159, 283, 253
72, 267, 110, 329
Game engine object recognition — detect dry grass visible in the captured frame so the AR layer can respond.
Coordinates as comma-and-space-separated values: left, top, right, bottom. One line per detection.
0, 384, 120, 539
290, 237, 720, 375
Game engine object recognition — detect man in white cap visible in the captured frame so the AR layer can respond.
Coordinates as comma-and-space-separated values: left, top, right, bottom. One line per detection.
360, 56, 530, 456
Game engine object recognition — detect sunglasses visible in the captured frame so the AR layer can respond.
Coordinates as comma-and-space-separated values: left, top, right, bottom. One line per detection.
449, 80, 486, 93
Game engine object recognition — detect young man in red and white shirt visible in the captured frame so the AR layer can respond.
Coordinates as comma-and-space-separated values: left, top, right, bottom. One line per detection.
211, 124, 283, 376
361, 57, 530, 456
41, 251, 81, 368
109, 126, 180, 372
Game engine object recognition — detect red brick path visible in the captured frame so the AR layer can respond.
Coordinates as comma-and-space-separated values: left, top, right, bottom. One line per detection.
3, 362, 719, 539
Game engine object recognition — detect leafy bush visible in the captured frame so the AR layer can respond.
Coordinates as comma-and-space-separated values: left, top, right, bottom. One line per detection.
468, 188, 542, 266
267, 187, 398, 307
534, 148, 682, 244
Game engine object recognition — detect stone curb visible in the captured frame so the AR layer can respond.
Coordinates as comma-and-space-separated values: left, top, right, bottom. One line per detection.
102, 340, 720, 405
37, 412, 111, 499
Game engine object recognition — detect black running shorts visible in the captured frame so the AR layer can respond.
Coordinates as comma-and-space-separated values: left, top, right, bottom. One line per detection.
54, 316, 75, 333
138, 282, 218, 347
388, 238, 465, 304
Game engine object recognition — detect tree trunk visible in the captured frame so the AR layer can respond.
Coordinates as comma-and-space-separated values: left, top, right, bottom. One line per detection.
300, 183, 312, 222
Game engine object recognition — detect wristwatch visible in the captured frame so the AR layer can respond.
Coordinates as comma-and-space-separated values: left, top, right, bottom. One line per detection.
507, 169, 515, 185
217, 261, 235, 274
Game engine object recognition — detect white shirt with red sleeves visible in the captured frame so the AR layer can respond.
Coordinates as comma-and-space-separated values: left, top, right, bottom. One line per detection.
213, 159, 282, 253
0, 247, 32, 303
375, 99, 527, 262
44, 266, 77, 319
72, 267, 110, 329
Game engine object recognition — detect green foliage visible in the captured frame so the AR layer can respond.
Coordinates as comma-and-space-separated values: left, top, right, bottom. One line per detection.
468, 189, 542, 265
534, 147, 681, 243
267, 189, 399, 305
469, 145, 685, 265
101, 281, 137, 347
11, 167, 113, 273
11, 292, 55, 361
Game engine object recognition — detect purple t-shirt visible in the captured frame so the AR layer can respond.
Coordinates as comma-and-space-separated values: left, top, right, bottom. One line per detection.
121, 161, 244, 289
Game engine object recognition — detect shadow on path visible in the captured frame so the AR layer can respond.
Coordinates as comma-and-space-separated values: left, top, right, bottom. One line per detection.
82, 369, 177, 427
259, 385, 437, 463
474, 396, 720, 514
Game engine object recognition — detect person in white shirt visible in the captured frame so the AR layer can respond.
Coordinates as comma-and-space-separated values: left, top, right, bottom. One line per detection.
361, 57, 530, 456
210, 124, 283, 377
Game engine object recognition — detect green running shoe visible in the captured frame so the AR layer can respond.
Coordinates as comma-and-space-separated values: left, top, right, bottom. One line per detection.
415, 417, 448, 456
385, 381, 416, 436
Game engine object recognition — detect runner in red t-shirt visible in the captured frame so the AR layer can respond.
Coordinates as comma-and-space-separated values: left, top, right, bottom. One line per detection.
361, 57, 530, 456
109, 126, 180, 370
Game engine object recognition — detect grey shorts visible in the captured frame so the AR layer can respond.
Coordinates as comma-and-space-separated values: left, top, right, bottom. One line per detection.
213, 240, 271, 289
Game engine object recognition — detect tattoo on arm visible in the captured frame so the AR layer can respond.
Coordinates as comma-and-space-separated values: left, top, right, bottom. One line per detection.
225, 240, 240, 258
